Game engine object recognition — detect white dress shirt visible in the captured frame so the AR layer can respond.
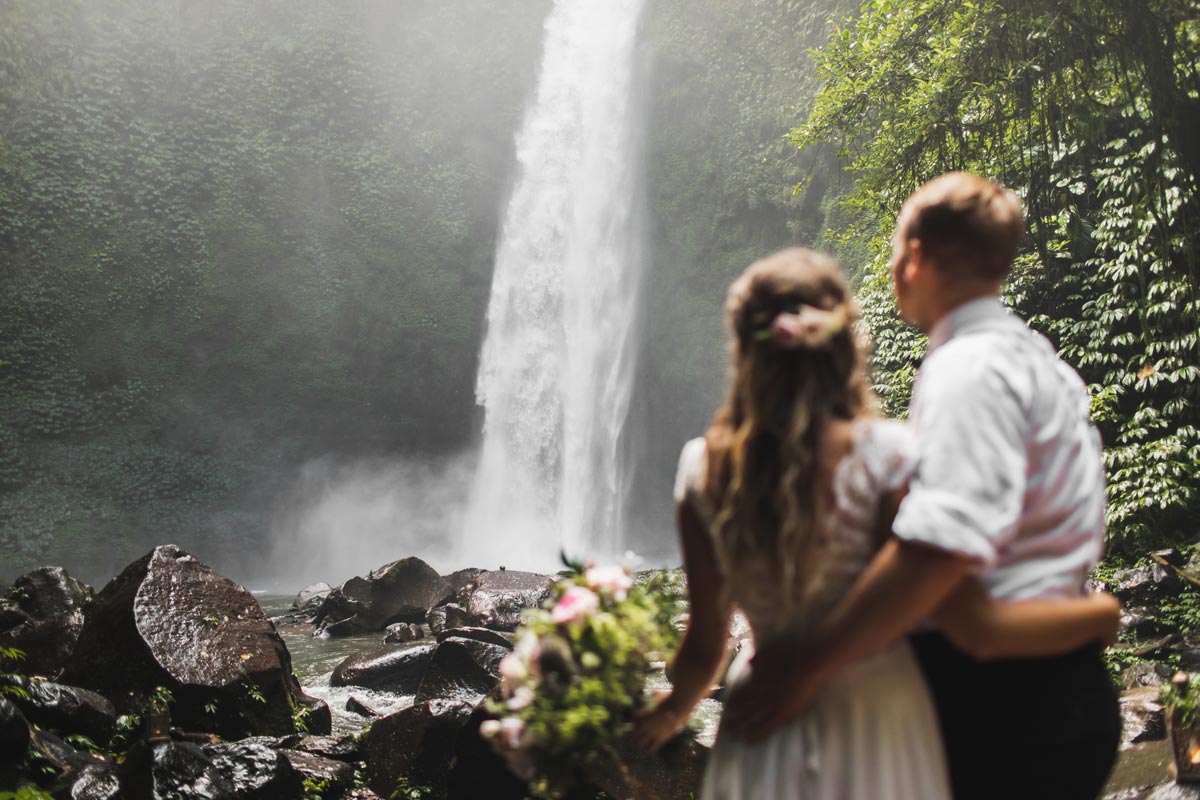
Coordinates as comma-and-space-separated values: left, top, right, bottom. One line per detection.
891, 297, 1107, 600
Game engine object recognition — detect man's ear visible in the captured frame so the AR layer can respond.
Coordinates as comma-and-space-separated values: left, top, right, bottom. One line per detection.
903, 238, 925, 283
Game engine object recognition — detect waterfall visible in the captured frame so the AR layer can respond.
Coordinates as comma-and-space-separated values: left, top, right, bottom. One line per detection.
462, 0, 648, 570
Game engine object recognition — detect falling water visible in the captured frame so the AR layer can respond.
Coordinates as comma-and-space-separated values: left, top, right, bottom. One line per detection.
463, 0, 648, 570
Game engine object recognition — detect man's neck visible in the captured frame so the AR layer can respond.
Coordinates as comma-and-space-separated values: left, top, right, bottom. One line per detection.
920, 284, 1002, 335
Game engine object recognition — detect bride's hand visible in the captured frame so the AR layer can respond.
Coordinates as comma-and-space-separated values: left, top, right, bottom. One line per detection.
631, 692, 688, 753
721, 640, 823, 743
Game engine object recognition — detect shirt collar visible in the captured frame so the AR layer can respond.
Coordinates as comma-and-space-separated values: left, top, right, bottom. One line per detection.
926, 296, 1011, 354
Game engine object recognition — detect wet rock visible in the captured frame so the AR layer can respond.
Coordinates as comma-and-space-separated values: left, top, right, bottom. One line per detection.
360, 700, 475, 798
1113, 565, 1183, 606
206, 740, 304, 799
383, 622, 424, 644
282, 749, 355, 798
313, 589, 372, 637
1122, 606, 1178, 639
0, 566, 93, 675
291, 734, 361, 762
414, 637, 509, 707
66, 761, 123, 800
0, 697, 30, 767
1120, 687, 1166, 748
445, 706, 531, 800
434, 626, 514, 649
426, 602, 481, 635
296, 582, 333, 611
582, 734, 708, 800
443, 568, 483, 596
5, 676, 117, 745
1123, 661, 1174, 689
331, 642, 436, 693
120, 740, 234, 799
346, 695, 386, 718
62, 544, 325, 739
459, 571, 553, 631
324, 558, 452, 636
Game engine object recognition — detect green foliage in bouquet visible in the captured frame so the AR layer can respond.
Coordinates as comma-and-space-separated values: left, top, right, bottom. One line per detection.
481, 557, 686, 799
1161, 671, 1200, 727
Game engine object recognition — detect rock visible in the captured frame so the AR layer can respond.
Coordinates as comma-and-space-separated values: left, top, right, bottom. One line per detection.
0, 697, 30, 767
346, 695, 385, 718
1123, 661, 1174, 689
459, 571, 553, 631
206, 740, 304, 799
443, 568, 482, 596
291, 734, 361, 762
281, 749, 355, 798
295, 582, 333, 611
5, 676, 117, 745
414, 637, 509, 707
120, 740, 234, 799
331, 642, 436, 693
0, 566, 93, 676
426, 602, 481, 635
62, 544, 325, 739
360, 700, 475, 798
1120, 687, 1166, 748
313, 589, 372, 637
1112, 565, 1183, 606
1122, 606, 1178, 639
581, 734, 708, 800
434, 626, 514, 649
1148, 784, 1200, 799
65, 761, 123, 800
319, 558, 452, 637
444, 706, 531, 800
383, 622, 424, 644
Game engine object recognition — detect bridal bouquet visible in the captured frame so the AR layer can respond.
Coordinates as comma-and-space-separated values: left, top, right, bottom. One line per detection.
480, 557, 684, 799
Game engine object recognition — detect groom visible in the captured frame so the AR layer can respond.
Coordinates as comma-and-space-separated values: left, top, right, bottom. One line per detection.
723, 172, 1120, 798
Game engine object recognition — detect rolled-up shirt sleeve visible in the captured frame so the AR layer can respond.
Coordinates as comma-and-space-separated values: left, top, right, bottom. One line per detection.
892, 352, 1029, 569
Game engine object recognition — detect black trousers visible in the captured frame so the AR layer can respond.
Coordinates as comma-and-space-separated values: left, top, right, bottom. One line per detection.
909, 631, 1121, 800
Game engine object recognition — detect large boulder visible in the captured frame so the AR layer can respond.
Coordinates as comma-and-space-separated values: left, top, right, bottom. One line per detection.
1120, 686, 1166, 749
360, 700, 475, 798
0, 566, 93, 675
330, 642, 436, 694
205, 740, 304, 799
426, 603, 481, 636
1111, 565, 1183, 606
5, 677, 117, 745
0, 698, 30, 779
316, 558, 452, 637
62, 545, 329, 739
120, 740, 234, 799
281, 749, 355, 799
459, 571, 553, 631
414, 636, 509, 707
581, 735, 708, 800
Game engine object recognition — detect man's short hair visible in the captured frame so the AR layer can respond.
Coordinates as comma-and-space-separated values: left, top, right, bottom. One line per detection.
899, 172, 1026, 282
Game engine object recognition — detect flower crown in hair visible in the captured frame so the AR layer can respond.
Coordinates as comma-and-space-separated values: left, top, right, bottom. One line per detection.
754, 303, 851, 349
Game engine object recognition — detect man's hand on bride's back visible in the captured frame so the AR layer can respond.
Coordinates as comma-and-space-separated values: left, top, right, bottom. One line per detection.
720, 639, 821, 743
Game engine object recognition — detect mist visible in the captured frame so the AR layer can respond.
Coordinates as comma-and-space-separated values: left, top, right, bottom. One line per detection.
1, 0, 837, 590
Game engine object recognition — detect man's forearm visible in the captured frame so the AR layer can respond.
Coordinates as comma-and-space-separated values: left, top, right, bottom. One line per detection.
804, 538, 972, 684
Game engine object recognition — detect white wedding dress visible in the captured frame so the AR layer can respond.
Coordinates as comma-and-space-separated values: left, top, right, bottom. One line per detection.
674, 419, 951, 800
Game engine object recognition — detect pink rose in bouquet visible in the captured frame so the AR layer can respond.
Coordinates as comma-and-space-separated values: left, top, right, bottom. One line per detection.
550, 585, 599, 624
585, 564, 634, 601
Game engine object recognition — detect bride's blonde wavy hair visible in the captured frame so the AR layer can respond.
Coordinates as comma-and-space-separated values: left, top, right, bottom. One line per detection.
703, 248, 874, 612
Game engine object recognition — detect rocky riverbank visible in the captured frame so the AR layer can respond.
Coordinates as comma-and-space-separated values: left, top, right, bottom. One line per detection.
0, 547, 704, 799
2, 544, 1196, 799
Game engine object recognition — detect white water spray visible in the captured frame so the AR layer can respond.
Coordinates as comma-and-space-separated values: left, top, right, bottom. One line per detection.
463, 0, 648, 570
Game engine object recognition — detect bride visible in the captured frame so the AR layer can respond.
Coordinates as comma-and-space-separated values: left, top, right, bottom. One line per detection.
632, 248, 1120, 799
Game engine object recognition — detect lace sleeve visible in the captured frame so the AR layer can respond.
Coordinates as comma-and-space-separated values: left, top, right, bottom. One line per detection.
673, 437, 708, 504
